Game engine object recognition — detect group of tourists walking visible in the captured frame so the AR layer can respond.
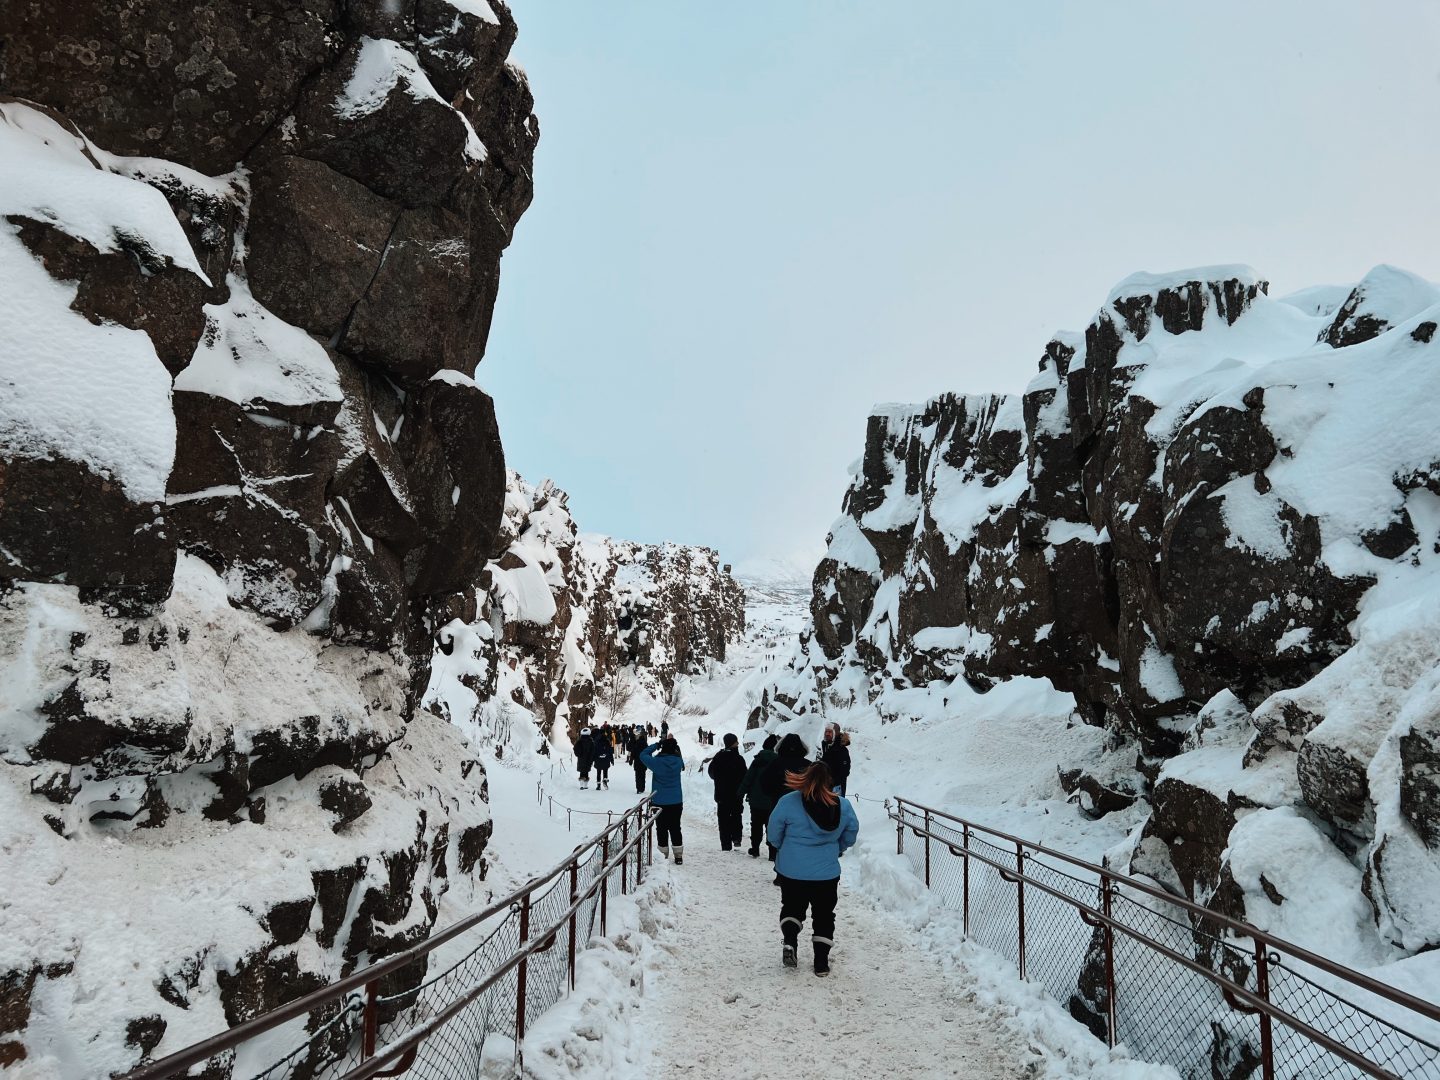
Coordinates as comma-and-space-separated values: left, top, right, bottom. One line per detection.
572, 716, 859, 976
573, 723, 617, 790
628, 720, 858, 977
575, 722, 662, 792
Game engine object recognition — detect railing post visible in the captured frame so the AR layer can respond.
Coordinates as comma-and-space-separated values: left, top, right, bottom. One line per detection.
1016, 841, 1026, 981
600, 837, 610, 935
896, 810, 904, 856
1101, 873, 1117, 1048
923, 809, 932, 889
515, 893, 531, 1046
1255, 938, 1275, 1080
567, 861, 579, 991
962, 823, 971, 938
620, 821, 629, 895
362, 979, 379, 1061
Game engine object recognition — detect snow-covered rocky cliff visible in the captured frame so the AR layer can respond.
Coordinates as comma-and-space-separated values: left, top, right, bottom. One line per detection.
425, 471, 746, 750
0, 2, 545, 1074
761, 266, 1440, 1062
0, 7, 746, 1070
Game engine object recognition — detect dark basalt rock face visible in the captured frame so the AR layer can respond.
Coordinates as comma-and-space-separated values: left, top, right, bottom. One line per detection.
0, 1, 535, 1072
800, 270, 1378, 751
427, 474, 747, 745
775, 264, 1440, 1073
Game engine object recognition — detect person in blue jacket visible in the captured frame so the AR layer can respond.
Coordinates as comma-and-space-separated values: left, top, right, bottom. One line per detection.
639, 736, 686, 865
767, 761, 859, 976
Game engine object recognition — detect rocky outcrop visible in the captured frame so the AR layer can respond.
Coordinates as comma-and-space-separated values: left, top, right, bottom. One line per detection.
424, 472, 746, 746
766, 264, 1440, 1071
0, 2, 535, 1073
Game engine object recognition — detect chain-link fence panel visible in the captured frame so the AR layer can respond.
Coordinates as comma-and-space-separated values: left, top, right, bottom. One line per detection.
124, 803, 658, 1080
890, 800, 1440, 1080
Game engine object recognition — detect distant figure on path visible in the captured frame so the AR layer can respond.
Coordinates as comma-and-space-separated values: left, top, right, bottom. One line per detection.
594, 730, 614, 790
819, 723, 852, 796
576, 727, 596, 790
706, 733, 748, 851
768, 761, 859, 977
739, 733, 779, 859
627, 727, 648, 793
641, 736, 686, 864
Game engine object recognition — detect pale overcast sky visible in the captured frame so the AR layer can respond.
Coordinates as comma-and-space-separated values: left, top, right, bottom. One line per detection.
484, 0, 1440, 570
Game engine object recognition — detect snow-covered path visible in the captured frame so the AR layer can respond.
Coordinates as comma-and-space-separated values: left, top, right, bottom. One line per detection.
633, 804, 1024, 1079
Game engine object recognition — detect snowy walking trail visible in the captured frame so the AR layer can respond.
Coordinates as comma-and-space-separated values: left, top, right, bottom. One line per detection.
632, 807, 1022, 1079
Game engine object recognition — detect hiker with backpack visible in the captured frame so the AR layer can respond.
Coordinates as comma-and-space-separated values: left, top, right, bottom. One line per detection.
706, 733, 748, 851
819, 723, 852, 796
768, 760, 859, 977
640, 736, 686, 864
739, 732, 780, 859
576, 727, 596, 789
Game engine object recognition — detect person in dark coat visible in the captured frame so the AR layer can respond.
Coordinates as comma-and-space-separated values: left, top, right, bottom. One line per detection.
594, 730, 615, 790
739, 733, 779, 859
627, 728, 648, 794
768, 761, 859, 977
819, 723, 852, 796
760, 733, 811, 808
640, 737, 686, 863
576, 727, 596, 789
706, 733, 748, 851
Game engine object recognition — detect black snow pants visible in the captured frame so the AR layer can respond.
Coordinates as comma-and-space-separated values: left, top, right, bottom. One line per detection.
656, 803, 684, 849
748, 807, 774, 858
716, 797, 744, 850
633, 759, 647, 793
779, 875, 839, 946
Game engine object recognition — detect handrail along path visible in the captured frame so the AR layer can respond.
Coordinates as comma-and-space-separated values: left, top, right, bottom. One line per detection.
890, 796, 1440, 1080
122, 796, 658, 1080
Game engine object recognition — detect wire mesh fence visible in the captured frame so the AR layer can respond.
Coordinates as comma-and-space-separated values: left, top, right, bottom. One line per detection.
124, 800, 657, 1080
890, 798, 1440, 1080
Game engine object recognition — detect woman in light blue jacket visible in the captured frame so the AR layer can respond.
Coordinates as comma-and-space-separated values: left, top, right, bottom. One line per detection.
767, 761, 859, 976
640, 737, 686, 864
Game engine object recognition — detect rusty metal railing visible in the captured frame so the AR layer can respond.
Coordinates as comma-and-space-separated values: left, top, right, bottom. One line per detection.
122, 797, 657, 1080
891, 797, 1440, 1080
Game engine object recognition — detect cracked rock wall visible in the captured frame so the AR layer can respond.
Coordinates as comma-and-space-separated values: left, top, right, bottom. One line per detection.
0, 1, 535, 1074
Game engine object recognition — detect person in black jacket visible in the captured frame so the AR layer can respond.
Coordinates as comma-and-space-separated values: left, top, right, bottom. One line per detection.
576, 728, 596, 789
706, 733, 748, 850
819, 723, 852, 796
627, 728, 648, 793
761, 733, 811, 807
594, 730, 615, 790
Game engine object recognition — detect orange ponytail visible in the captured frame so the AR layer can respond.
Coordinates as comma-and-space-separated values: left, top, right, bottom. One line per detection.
785, 761, 839, 806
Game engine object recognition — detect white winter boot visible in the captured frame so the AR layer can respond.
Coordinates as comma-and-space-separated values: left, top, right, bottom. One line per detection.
673, 846, 684, 866
660, 844, 670, 861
